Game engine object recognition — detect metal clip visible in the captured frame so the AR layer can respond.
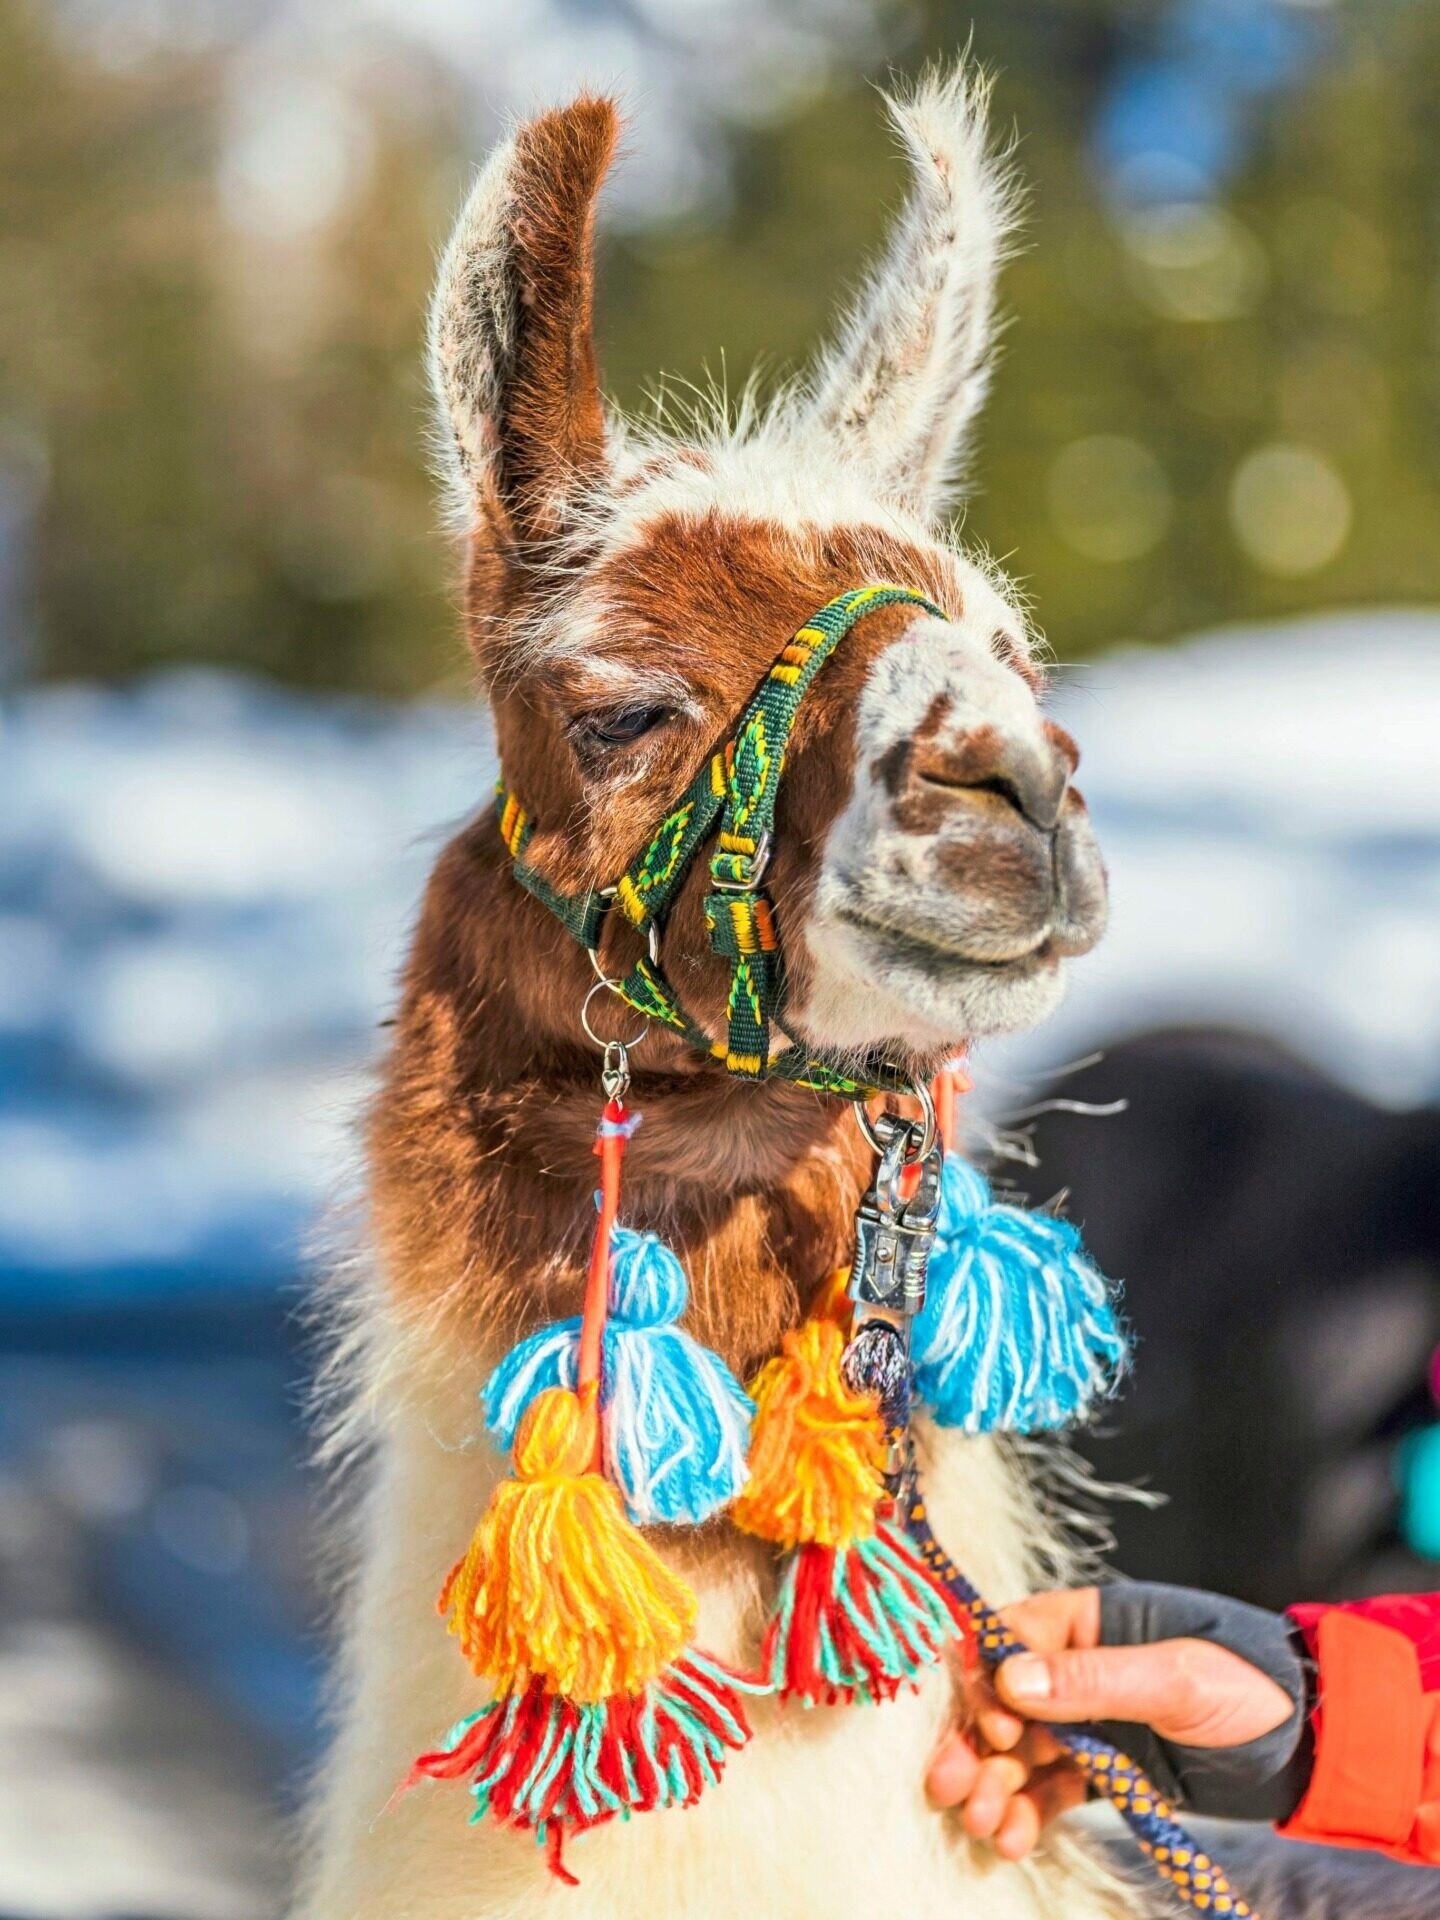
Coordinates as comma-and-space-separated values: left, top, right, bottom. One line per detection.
601, 1040, 632, 1103
848, 1109, 943, 1322
709, 829, 772, 893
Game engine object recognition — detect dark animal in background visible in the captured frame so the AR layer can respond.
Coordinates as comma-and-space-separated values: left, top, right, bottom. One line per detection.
1028, 1026, 1440, 1611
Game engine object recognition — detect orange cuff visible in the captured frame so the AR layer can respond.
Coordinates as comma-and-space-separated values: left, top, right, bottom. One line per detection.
1280, 1608, 1424, 1854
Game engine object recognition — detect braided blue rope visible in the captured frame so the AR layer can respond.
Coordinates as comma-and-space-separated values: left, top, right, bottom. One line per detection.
901, 1491, 1257, 1916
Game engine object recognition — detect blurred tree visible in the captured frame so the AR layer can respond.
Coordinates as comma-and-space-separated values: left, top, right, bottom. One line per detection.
1, 0, 1436, 692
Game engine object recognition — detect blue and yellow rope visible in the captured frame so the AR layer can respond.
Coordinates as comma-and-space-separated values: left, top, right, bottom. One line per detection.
903, 1493, 1257, 1917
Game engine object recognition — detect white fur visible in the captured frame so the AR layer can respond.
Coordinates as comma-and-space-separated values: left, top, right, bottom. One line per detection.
429, 134, 519, 528
802, 67, 1019, 519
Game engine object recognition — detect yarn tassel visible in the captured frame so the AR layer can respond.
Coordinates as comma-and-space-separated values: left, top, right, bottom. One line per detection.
409, 1649, 756, 1880
483, 1225, 753, 1526
412, 1096, 758, 1878
437, 1384, 695, 1696
418, 1380, 759, 1872
733, 1317, 963, 1705
912, 1155, 1126, 1433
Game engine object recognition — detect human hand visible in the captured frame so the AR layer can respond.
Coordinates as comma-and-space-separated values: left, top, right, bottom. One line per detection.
927, 1583, 1308, 1858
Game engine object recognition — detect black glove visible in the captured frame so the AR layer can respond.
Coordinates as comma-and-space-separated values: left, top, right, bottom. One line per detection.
1095, 1581, 1314, 1822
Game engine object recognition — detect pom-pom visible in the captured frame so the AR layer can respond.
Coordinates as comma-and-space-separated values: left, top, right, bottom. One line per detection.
762, 1520, 965, 1706
912, 1157, 1127, 1433
439, 1385, 695, 1698
602, 1228, 753, 1524
409, 1650, 761, 1881
732, 1317, 886, 1549
481, 1228, 752, 1526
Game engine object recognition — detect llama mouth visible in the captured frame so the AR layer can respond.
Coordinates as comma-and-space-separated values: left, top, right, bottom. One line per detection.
834, 909, 1059, 978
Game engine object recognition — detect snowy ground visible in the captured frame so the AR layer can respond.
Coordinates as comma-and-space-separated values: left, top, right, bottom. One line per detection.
1, 608, 1438, 1916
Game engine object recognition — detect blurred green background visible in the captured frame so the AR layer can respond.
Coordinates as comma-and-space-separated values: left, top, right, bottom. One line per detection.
4, 0, 1436, 696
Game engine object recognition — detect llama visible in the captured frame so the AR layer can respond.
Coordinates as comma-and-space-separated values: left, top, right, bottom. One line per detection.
297, 68, 1145, 1920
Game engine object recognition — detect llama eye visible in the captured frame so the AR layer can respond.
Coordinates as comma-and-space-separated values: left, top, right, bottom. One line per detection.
577, 705, 672, 750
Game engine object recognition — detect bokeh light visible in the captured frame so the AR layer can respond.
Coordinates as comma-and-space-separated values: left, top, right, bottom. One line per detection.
1048, 436, 1174, 564
1229, 441, 1353, 575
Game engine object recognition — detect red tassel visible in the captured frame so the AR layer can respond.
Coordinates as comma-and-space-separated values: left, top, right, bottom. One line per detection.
759, 1518, 968, 1707
407, 1653, 759, 1881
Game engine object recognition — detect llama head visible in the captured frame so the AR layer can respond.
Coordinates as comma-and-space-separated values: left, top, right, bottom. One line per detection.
430, 74, 1107, 1077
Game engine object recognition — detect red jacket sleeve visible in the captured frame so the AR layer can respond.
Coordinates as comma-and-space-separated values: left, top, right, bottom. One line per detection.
1279, 1593, 1440, 1866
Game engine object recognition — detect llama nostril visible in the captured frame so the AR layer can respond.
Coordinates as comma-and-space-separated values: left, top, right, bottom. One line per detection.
920, 770, 1029, 818
914, 749, 1068, 832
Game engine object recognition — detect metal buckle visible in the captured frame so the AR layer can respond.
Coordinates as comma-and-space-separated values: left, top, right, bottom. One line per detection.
710, 829, 772, 893
587, 919, 661, 987
856, 1080, 938, 1163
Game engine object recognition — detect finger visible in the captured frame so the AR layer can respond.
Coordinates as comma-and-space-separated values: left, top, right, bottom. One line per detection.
977, 1703, 1026, 1752
999, 1587, 1102, 1654
1027, 1726, 1064, 1768
998, 1642, 1188, 1726
962, 1754, 1029, 1840
994, 1793, 1042, 1860
925, 1731, 981, 1809
997, 1639, 1292, 1747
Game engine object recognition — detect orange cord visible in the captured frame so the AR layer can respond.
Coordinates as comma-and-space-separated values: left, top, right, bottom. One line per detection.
577, 1096, 631, 1469
933, 1055, 971, 1155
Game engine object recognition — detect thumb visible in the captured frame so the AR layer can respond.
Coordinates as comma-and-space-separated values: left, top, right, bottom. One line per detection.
996, 1641, 1210, 1742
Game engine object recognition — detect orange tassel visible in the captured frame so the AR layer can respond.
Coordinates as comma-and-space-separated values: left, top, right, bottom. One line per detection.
440, 1384, 695, 1700
732, 1317, 886, 1550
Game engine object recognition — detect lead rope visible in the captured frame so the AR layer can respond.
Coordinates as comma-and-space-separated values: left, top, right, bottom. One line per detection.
875, 1068, 1257, 1919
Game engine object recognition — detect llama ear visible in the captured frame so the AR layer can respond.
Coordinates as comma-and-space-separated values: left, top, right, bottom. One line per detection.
429, 96, 618, 551
801, 68, 1018, 521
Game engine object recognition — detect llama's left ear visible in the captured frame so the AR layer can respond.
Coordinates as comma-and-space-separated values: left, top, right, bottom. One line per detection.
801, 68, 1018, 522
429, 95, 617, 553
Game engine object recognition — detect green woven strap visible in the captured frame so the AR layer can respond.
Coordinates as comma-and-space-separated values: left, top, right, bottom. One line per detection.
704, 584, 943, 1074
499, 785, 609, 949
496, 582, 944, 1098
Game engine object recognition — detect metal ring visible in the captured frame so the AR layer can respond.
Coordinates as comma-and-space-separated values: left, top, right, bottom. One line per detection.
587, 919, 662, 988
581, 977, 651, 1051
856, 1080, 938, 1162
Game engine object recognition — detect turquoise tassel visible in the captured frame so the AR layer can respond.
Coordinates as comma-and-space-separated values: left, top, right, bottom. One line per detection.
482, 1226, 753, 1526
912, 1157, 1126, 1433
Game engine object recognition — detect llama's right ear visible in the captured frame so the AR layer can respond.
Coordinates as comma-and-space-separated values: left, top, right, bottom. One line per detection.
429, 96, 618, 552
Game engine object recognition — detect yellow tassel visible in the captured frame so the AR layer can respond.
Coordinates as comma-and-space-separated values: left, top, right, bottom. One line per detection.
440, 1385, 696, 1701
732, 1318, 886, 1550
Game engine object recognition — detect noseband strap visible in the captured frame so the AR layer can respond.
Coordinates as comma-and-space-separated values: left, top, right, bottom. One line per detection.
497, 583, 943, 1099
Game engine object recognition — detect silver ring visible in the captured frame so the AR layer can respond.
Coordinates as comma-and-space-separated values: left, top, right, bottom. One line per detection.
587, 920, 662, 987
581, 977, 651, 1051
856, 1081, 938, 1162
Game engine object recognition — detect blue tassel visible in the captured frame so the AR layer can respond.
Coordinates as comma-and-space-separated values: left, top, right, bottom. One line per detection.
482, 1226, 753, 1527
912, 1157, 1126, 1434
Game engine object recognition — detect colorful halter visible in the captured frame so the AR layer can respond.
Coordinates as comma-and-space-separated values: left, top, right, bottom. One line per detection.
497, 582, 943, 1098
411, 585, 1260, 1916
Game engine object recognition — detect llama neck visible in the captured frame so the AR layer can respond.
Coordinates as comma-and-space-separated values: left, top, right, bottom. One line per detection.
367, 817, 873, 1378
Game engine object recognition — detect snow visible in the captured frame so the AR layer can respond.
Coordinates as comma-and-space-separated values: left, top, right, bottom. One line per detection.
3, 608, 1438, 1298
